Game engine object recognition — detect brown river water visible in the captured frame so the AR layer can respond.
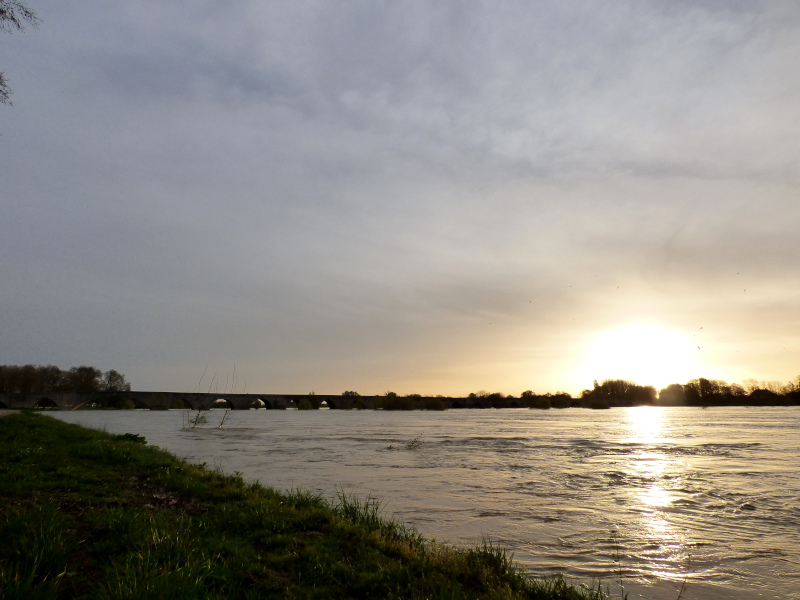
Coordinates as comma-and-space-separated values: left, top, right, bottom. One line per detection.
51, 406, 800, 600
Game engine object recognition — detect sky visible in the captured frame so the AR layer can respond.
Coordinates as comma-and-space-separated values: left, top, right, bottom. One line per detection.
2, 1, 800, 397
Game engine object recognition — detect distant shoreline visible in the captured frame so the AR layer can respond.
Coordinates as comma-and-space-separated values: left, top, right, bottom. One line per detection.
2, 388, 799, 412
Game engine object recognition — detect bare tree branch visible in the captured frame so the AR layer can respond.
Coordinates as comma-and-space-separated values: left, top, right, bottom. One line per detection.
0, 0, 39, 33
1, 0, 40, 105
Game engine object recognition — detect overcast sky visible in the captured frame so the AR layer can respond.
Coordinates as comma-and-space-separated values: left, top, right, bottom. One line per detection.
2, 1, 799, 396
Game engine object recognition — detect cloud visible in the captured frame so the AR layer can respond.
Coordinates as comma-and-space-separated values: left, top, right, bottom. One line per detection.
2, 1, 800, 393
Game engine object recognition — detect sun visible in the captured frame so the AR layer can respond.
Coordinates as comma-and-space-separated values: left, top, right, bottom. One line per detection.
575, 324, 698, 391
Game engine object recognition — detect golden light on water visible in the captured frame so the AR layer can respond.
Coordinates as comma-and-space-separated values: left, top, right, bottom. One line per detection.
626, 407, 672, 506
623, 407, 690, 581
640, 485, 673, 508
575, 324, 699, 391
627, 405, 667, 443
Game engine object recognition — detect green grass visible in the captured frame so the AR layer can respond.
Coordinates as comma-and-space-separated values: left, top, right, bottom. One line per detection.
0, 413, 609, 599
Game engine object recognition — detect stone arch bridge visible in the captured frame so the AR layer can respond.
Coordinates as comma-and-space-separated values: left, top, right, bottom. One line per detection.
0, 391, 531, 411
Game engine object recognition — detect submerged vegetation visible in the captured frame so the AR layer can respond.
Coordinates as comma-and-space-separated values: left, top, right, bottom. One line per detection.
0, 413, 609, 599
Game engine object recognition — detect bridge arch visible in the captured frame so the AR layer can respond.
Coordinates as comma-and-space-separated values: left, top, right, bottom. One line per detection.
249, 398, 273, 409
34, 397, 59, 410
211, 398, 233, 409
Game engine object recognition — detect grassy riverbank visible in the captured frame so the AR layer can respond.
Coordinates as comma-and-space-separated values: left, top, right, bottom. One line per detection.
0, 413, 608, 599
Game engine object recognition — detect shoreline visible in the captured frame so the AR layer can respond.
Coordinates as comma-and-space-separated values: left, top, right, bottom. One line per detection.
0, 412, 610, 599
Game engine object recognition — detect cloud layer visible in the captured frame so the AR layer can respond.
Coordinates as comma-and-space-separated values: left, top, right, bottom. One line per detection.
3, 1, 800, 394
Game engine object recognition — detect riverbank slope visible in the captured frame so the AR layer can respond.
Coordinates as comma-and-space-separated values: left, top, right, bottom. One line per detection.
0, 413, 606, 599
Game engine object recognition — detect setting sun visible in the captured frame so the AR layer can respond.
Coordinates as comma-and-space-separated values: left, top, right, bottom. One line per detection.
575, 324, 699, 391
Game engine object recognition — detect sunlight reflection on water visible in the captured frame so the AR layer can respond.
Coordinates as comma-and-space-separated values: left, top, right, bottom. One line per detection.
52, 406, 800, 600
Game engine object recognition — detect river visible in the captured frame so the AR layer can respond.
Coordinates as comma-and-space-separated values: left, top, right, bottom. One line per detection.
50, 406, 800, 600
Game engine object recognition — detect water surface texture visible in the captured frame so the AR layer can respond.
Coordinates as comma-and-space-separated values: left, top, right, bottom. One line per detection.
52, 407, 800, 600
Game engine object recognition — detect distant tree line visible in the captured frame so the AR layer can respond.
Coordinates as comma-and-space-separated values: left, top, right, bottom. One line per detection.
577, 377, 800, 408
0, 364, 131, 394
466, 389, 574, 409
335, 376, 800, 410
657, 377, 800, 407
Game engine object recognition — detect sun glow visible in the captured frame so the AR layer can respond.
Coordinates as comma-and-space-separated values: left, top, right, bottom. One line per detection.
627, 405, 666, 443
576, 324, 698, 391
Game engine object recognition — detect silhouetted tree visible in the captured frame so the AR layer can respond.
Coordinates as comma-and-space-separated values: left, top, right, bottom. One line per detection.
66, 366, 103, 392
729, 383, 746, 397
39, 364, 65, 391
742, 379, 761, 394
17, 364, 37, 393
684, 378, 721, 404
785, 376, 800, 403
581, 379, 656, 406
683, 378, 751, 405
529, 396, 551, 409
658, 383, 686, 405
102, 369, 131, 392
749, 388, 782, 405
